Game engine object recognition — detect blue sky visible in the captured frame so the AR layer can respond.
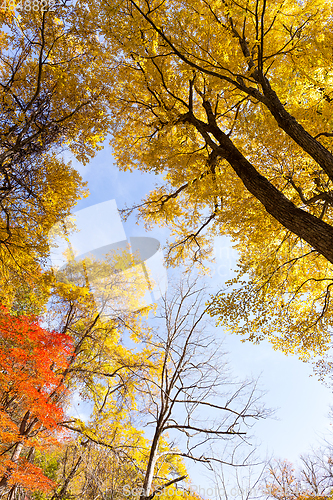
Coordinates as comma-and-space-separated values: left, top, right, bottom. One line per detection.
66, 140, 333, 496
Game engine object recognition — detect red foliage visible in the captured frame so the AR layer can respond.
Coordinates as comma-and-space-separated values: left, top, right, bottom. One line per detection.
0, 306, 73, 493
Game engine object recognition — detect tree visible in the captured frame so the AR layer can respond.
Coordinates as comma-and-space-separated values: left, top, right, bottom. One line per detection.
47, 248, 155, 399
0, 306, 73, 498
38, 254, 158, 499
39, 441, 208, 500
128, 277, 268, 500
0, 0, 113, 302
0, 250, 155, 499
40, 273, 267, 500
263, 453, 333, 500
207, 444, 333, 500
94, 0, 333, 358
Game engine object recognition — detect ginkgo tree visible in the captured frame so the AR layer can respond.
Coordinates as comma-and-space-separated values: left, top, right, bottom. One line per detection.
90, 0, 333, 359
0, 1, 114, 304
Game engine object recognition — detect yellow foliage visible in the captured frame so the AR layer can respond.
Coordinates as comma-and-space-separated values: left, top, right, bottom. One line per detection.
93, 0, 333, 358
0, 0, 113, 303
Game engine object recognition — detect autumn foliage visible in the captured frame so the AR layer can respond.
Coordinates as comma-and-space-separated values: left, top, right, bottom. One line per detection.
1, 0, 333, 497
0, 306, 73, 495
92, 0, 333, 358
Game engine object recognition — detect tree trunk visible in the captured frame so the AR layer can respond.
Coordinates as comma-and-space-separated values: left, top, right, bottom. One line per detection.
140, 429, 161, 500
185, 104, 333, 265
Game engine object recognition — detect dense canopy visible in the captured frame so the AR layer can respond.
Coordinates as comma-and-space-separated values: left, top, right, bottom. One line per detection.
1, 0, 333, 497
91, 0, 333, 357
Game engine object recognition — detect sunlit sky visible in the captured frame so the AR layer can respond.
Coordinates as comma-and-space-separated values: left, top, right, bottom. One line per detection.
66, 139, 333, 497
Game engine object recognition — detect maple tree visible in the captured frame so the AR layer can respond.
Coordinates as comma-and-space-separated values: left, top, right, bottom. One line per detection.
90, 0, 333, 358
0, 259, 151, 498
0, 306, 73, 498
41, 256, 158, 499
0, 252, 156, 499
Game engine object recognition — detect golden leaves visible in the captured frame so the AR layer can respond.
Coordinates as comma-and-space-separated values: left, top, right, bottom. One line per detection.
98, 0, 333, 358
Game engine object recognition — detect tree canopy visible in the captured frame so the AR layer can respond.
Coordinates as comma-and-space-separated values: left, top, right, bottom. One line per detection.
89, 0, 333, 358
0, 306, 73, 497
0, 1, 113, 304
1, 0, 333, 497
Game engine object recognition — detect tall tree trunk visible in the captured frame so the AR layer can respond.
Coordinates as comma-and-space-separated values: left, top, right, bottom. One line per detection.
184, 102, 333, 265
140, 429, 161, 500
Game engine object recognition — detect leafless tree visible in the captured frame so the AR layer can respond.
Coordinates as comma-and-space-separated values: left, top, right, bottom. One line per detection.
134, 275, 270, 500
212, 459, 268, 500
262, 449, 333, 500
